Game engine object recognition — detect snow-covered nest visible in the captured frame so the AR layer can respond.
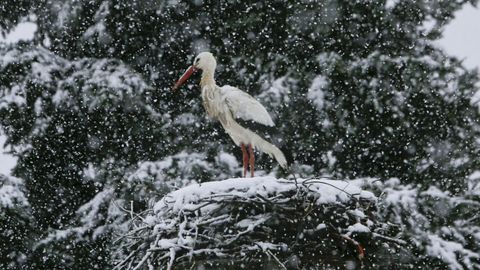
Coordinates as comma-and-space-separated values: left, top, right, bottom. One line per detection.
114, 177, 404, 269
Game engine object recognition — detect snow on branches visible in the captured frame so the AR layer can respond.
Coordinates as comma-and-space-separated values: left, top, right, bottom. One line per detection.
0, 175, 28, 210
113, 177, 404, 269
370, 178, 480, 270
0, 175, 32, 269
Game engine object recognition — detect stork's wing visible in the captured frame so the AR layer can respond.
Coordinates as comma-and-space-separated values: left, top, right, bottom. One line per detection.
221, 85, 275, 126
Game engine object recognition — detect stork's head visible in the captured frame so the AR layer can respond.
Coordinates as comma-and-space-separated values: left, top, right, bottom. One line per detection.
172, 52, 217, 91
193, 52, 216, 72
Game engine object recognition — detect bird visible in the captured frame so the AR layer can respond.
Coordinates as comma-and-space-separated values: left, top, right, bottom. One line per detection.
172, 52, 287, 177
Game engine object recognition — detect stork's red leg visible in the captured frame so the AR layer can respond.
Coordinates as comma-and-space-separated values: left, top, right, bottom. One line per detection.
241, 143, 248, 178
248, 144, 255, 177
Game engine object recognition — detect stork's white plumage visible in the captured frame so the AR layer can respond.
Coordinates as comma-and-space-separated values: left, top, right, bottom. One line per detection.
173, 52, 287, 177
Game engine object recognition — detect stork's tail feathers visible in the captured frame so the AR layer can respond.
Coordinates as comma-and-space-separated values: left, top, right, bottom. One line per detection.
232, 123, 288, 169
256, 138, 288, 169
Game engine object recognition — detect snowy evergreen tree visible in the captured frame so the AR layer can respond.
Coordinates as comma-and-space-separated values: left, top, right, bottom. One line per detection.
0, 175, 33, 269
0, 0, 479, 269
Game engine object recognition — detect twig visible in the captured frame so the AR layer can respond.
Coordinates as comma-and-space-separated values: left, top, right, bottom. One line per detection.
372, 233, 407, 246
167, 247, 176, 270
113, 226, 150, 244
133, 251, 152, 270
340, 234, 365, 260
113, 244, 143, 270
130, 200, 134, 220
265, 249, 288, 270
302, 179, 355, 198
195, 214, 231, 226
326, 222, 365, 261
287, 166, 300, 193
112, 199, 148, 224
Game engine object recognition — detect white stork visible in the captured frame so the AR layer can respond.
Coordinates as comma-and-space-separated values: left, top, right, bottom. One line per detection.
172, 52, 287, 177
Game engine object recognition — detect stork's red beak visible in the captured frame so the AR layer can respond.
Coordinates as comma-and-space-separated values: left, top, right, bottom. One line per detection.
172, 65, 197, 91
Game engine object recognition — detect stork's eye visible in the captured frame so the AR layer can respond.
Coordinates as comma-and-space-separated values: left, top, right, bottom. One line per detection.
195, 58, 200, 63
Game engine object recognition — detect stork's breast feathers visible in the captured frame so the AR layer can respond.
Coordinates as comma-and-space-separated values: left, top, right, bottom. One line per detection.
221, 85, 275, 127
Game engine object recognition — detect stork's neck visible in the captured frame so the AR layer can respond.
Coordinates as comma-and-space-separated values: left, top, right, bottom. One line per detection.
200, 69, 216, 88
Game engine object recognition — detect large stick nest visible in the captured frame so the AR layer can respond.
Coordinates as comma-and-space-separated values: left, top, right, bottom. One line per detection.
114, 177, 405, 269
